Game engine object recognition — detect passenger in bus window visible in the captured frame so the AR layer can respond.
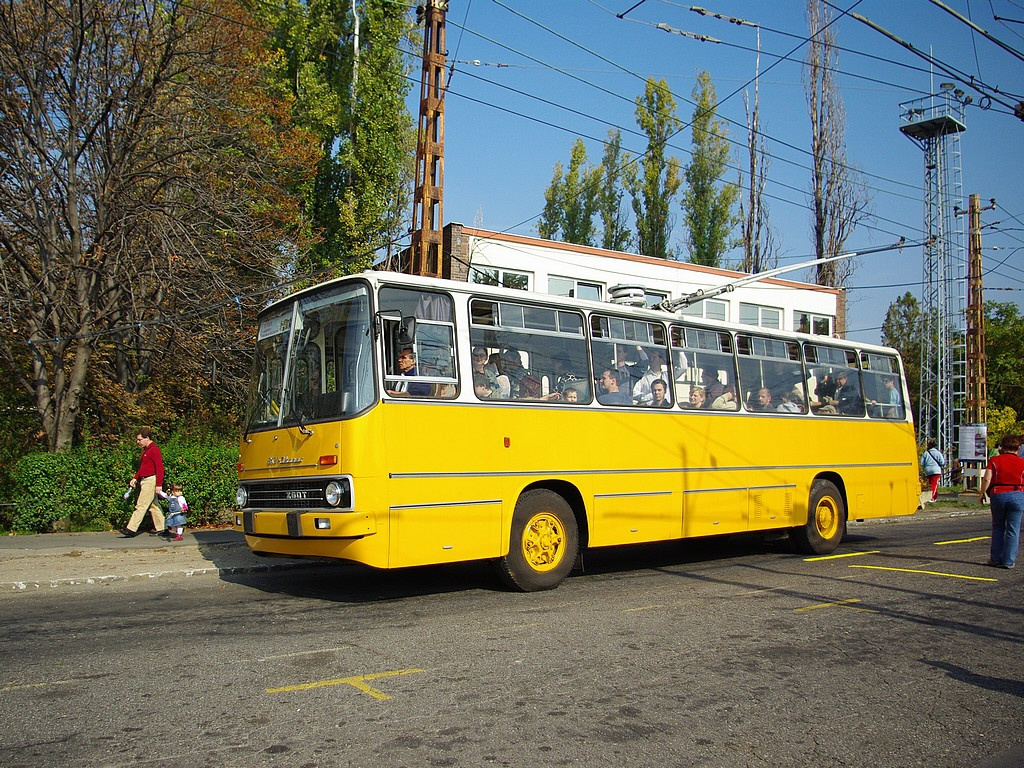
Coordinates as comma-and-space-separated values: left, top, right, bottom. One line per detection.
834, 369, 863, 415
563, 387, 579, 403
814, 371, 837, 403
649, 379, 672, 408
385, 348, 431, 397
880, 376, 901, 417
752, 387, 774, 412
472, 346, 509, 399
598, 369, 632, 405
686, 386, 706, 409
701, 368, 725, 402
632, 349, 669, 405
710, 388, 738, 410
776, 390, 803, 413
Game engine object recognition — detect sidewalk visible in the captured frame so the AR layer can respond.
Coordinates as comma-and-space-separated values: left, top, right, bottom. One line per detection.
0, 500, 985, 592
0, 526, 323, 592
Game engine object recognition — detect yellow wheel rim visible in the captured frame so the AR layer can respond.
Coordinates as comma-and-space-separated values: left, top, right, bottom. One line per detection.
521, 512, 566, 573
814, 495, 840, 540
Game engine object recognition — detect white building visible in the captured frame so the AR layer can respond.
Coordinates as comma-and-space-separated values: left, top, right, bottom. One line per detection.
428, 224, 844, 337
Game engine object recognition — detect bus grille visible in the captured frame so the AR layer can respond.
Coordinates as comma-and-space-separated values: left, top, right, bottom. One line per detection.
246, 480, 326, 510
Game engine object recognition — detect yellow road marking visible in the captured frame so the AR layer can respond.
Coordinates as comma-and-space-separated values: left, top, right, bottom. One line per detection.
266, 668, 425, 700
795, 598, 877, 613
850, 565, 997, 582
934, 536, 990, 545
625, 604, 664, 613
804, 550, 880, 562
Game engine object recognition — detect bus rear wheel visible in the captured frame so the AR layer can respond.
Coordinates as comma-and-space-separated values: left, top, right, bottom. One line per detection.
497, 490, 579, 592
790, 479, 846, 555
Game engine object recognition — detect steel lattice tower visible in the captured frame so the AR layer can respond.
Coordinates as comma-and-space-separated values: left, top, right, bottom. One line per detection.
899, 87, 967, 474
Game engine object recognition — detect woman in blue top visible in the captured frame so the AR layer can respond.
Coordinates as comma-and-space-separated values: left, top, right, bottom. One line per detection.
920, 439, 946, 503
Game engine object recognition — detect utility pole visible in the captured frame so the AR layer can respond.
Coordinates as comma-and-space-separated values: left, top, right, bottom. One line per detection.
409, 1, 448, 278
962, 193, 994, 488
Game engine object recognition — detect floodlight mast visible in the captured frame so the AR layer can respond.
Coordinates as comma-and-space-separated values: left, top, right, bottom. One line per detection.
657, 238, 909, 312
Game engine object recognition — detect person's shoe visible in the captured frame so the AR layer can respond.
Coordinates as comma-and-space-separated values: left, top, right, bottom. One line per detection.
169, 534, 184, 542
119, 527, 139, 538
1000, 563, 1015, 569
985, 559, 999, 567
155, 530, 172, 540
148, 529, 166, 536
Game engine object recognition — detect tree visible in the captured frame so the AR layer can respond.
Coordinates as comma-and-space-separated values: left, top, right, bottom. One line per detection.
739, 68, 777, 273
537, 139, 599, 246
681, 71, 740, 268
804, 0, 870, 287
0, 0, 317, 451
596, 130, 634, 252
984, 301, 1024, 418
882, 292, 923, 422
260, 0, 415, 274
629, 78, 682, 260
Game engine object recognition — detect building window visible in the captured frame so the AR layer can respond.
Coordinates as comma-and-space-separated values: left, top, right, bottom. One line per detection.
678, 298, 727, 322
794, 311, 833, 336
472, 267, 530, 291
644, 290, 668, 308
739, 302, 781, 329
549, 275, 603, 301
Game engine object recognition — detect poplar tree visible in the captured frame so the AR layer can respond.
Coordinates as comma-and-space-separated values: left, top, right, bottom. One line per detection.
805, 0, 870, 287
261, 0, 415, 274
596, 130, 634, 252
629, 78, 682, 260
681, 71, 739, 268
537, 139, 599, 247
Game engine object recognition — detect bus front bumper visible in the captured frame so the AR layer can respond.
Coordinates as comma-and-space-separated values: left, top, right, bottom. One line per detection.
234, 509, 376, 539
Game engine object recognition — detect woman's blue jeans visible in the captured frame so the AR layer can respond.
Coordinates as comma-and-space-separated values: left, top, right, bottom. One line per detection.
989, 491, 1024, 568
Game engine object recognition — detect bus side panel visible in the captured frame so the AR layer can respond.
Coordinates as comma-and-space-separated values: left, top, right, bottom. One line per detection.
382, 402, 505, 566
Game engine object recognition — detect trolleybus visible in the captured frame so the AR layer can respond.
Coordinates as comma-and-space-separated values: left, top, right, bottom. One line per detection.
234, 271, 919, 590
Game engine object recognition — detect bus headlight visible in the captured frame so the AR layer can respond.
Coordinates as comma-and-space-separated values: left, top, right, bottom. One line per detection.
325, 480, 348, 508
236, 486, 249, 508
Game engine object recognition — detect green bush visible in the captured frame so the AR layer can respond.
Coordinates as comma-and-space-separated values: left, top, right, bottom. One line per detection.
7, 436, 238, 533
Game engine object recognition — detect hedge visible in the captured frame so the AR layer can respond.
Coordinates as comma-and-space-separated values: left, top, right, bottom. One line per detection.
5, 436, 239, 533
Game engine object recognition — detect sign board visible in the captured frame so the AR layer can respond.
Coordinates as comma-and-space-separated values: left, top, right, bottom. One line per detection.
958, 423, 988, 462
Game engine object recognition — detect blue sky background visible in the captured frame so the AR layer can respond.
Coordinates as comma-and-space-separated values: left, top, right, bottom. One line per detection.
408, 0, 1024, 344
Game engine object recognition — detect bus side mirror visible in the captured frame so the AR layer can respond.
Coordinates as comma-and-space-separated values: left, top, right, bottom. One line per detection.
397, 316, 417, 346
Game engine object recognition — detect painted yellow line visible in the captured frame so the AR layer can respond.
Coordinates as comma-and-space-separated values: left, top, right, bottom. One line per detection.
934, 536, 990, 545
849, 565, 997, 582
795, 598, 877, 613
804, 550, 880, 562
266, 669, 424, 700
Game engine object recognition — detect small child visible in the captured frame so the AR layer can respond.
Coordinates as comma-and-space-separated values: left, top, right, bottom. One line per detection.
162, 482, 188, 541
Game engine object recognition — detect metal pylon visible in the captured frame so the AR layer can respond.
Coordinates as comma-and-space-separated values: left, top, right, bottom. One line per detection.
899, 88, 967, 477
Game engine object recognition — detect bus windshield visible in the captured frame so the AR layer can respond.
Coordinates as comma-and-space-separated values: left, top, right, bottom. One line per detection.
244, 283, 374, 432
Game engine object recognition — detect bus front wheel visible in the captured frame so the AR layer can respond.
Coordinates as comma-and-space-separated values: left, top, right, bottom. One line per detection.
791, 479, 846, 555
497, 490, 579, 592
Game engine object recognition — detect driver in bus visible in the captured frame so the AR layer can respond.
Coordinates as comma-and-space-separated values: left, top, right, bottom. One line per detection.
386, 348, 431, 397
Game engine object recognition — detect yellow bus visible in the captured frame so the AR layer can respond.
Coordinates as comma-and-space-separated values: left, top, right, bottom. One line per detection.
234, 271, 919, 591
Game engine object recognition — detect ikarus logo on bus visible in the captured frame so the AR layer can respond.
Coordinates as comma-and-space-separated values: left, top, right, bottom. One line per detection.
266, 456, 303, 466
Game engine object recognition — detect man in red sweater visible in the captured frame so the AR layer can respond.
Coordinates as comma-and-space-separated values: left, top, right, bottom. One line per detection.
120, 427, 166, 537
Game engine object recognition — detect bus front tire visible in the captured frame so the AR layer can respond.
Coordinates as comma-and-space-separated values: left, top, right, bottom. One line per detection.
790, 479, 846, 555
497, 490, 579, 592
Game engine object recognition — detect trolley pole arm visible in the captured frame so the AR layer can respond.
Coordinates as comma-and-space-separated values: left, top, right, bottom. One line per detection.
658, 238, 910, 312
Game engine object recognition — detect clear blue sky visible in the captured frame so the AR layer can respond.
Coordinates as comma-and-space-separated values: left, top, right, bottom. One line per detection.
409, 0, 1024, 344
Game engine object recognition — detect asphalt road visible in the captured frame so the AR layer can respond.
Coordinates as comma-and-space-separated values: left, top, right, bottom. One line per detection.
1, 512, 1021, 768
